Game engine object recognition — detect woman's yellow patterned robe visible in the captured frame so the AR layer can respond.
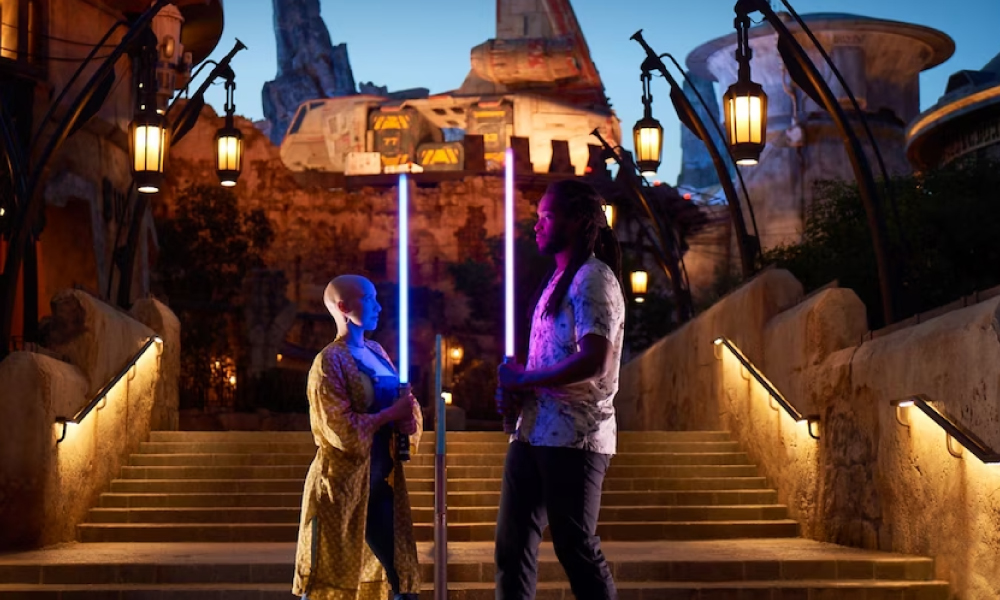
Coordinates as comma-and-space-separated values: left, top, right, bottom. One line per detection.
293, 338, 422, 600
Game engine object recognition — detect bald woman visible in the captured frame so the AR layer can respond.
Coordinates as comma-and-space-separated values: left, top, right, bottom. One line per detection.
293, 275, 422, 600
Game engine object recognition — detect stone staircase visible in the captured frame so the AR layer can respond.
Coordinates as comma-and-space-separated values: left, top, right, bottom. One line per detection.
0, 430, 950, 598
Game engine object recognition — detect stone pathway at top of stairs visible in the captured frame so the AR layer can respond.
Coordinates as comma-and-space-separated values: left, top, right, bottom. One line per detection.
0, 430, 951, 599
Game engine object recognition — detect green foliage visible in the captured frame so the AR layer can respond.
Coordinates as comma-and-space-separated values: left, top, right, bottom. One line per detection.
157, 185, 273, 307
448, 260, 501, 326
448, 219, 553, 348
452, 358, 500, 420
764, 157, 1000, 328
155, 185, 274, 409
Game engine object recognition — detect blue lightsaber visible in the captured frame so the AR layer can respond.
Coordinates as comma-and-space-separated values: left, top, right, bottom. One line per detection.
397, 173, 411, 461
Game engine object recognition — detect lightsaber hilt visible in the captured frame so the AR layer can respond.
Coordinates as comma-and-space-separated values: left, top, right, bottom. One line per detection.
396, 383, 411, 462
501, 356, 519, 435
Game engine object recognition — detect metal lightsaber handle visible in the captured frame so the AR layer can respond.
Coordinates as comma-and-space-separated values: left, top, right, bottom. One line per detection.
396, 383, 411, 462
501, 356, 519, 435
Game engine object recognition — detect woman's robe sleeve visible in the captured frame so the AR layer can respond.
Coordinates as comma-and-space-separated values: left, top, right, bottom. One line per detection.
314, 348, 381, 458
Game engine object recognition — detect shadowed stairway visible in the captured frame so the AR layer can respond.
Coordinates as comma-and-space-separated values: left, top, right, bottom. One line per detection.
0, 430, 949, 599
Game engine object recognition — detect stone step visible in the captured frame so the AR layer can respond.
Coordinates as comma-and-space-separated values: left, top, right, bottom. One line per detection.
109, 479, 307, 494
129, 451, 750, 468
412, 505, 789, 524
137, 440, 743, 455
84, 505, 789, 526
97, 489, 780, 509
127, 452, 753, 468
116, 464, 760, 480
109, 476, 771, 495
100, 492, 305, 509
0, 541, 942, 586
76, 520, 799, 543
147, 430, 733, 443
0, 580, 951, 599
431, 521, 800, 543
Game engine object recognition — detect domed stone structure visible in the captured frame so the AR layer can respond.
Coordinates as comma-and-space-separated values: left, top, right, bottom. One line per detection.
686, 13, 953, 250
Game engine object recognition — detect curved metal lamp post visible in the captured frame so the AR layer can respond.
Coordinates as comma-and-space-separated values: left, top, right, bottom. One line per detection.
631, 30, 759, 280
729, 0, 901, 325
0, 0, 173, 358
590, 128, 694, 322
0, 0, 247, 357
115, 40, 247, 309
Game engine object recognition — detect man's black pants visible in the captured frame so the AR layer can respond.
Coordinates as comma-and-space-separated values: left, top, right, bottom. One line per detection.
495, 441, 617, 600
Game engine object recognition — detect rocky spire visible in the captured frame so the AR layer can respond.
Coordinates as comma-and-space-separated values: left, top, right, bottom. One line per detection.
261, 0, 356, 146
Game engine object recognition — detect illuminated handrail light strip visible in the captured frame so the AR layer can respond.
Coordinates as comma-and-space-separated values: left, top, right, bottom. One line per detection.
56, 335, 162, 443
713, 336, 820, 439
891, 395, 1000, 464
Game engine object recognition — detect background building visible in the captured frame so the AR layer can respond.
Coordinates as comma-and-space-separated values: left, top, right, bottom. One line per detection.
684, 12, 954, 251
906, 50, 1000, 170
0, 0, 223, 347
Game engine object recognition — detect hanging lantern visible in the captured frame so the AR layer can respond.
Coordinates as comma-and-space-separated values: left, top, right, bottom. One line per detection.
724, 78, 767, 166
632, 117, 662, 177
602, 203, 616, 229
630, 270, 648, 303
130, 32, 168, 195
724, 14, 768, 166
449, 344, 464, 363
632, 113, 663, 177
633, 69, 663, 178
215, 124, 242, 187
215, 76, 243, 187
130, 109, 169, 194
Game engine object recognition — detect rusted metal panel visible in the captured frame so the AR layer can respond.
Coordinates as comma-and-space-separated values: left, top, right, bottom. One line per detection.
416, 142, 464, 171
470, 37, 581, 86
370, 107, 441, 170
464, 135, 487, 172
467, 102, 513, 171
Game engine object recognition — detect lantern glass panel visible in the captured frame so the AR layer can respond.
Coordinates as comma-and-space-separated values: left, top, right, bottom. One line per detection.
632, 117, 663, 176
724, 79, 768, 166
215, 127, 243, 187
130, 112, 169, 194
630, 270, 648, 296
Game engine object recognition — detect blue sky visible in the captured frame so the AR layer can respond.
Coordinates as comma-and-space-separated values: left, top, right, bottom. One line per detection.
201, 0, 1000, 184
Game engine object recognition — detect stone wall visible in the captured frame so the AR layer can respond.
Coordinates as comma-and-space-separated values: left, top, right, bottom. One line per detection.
162, 106, 536, 321
0, 291, 179, 550
617, 270, 1000, 600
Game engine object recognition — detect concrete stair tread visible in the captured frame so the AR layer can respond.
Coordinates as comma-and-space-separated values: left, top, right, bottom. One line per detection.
128, 452, 755, 465
117, 465, 760, 478
0, 540, 941, 567
0, 580, 951, 589
148, 431, 732, 441
85, 505, 790, 525
78, 519, 799, 526
438, 580, 950, 588
99, 490, 783, 509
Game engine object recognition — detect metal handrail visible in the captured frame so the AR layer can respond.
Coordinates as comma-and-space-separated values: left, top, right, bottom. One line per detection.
891, 395, 1000, 464
713, 336, 820, 439
55, 335, 162, 443
433, 334, 447, 599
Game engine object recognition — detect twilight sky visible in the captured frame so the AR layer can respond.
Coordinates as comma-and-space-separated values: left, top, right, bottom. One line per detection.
200, 0, 1000, 184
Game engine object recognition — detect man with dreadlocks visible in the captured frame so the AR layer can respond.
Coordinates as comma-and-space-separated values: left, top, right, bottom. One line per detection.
495, 179, 625, 600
